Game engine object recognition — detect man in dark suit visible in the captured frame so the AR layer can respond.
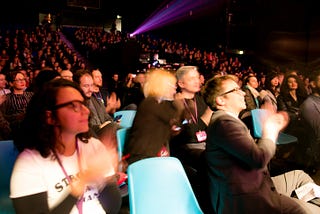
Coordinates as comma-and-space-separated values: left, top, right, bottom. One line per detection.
201, 74, 320, 214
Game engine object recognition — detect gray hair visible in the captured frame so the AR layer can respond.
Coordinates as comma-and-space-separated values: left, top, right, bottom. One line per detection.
175, 66, 198, 81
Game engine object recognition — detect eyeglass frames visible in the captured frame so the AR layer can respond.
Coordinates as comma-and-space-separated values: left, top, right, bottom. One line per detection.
52, 100, 88, 112
219, 87, 242, 96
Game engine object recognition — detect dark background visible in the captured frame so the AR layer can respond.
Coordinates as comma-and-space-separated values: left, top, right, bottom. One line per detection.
1, 0, 320, 72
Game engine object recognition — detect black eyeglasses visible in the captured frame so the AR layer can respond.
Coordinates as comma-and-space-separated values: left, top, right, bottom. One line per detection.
52, 100, 87, 112
219, 87, 242, 96
13, 78, 26, 82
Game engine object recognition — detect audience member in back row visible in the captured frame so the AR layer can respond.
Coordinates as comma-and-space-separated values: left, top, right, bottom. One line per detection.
0, 70, 33, 136
260, 72, 280, 111
10, 78, 121, 214
202, 74, 320, 214
239, 73, 263, 120
0, 73, 11, 96
276, 73, 308, 136
121, 72, 145, 110
124, 68, 184, 165
0, 110, 11, 140
91, 68, 120, 115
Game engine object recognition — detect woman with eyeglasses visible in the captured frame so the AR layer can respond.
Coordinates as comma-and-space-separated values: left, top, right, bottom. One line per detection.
0, 70, 33, 136
10, 78, 122, 214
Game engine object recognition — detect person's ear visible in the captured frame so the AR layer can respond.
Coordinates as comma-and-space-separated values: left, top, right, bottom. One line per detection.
215, 96, 225, 106
46, 110, 57, 125
177, 80, 184, 88
310, 80, 316, 89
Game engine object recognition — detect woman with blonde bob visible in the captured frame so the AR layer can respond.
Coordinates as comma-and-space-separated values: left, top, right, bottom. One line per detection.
123, 68, 184, 164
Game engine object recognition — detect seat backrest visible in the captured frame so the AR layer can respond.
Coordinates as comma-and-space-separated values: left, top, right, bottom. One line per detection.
114, 110, 136, 128
251, 109, 297, 145
127, 157, 203, 214
251, 108, 267, 138
116, 127, 129, 161
0, 140, 19, 213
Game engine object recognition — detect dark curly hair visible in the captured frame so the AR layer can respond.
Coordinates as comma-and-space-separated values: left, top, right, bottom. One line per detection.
279, 74, 308, 99
14, 78, 92, 158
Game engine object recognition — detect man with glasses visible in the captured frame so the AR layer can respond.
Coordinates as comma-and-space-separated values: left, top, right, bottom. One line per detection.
202, 74, 320, 214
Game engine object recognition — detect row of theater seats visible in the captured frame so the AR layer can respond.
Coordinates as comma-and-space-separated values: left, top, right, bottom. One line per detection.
0, 110, 204, 214
115, 110, 203, 213
0, 109, 297, 214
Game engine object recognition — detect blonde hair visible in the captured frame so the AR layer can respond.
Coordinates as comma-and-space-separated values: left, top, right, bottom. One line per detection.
143, 68, 177, 100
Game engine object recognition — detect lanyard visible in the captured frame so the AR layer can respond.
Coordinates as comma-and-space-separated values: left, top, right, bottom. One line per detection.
93, 91, 104, 104
183, 98, 198, 124
55, 140, 83, 214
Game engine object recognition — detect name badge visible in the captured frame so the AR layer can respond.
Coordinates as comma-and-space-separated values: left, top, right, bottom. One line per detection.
196, 130, 207, 142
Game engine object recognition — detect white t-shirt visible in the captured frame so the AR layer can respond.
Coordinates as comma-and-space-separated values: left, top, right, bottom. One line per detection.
10, 137, 114, 214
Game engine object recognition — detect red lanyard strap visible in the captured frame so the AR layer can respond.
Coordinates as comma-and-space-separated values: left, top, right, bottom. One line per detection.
183, 98, 198, 124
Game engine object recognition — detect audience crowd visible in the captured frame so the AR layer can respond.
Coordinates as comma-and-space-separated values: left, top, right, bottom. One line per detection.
1, 23, 320, 213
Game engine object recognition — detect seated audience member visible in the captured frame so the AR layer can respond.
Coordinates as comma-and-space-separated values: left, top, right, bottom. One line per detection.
11, 78, 121, 214
124, 68, 184, 164
0, 110, 11, 140
73, 70, 119, 150
0, 70, 33, 135
108, 73, 123, 100
260, 72, 280, 111
300, 70, 320, 171
169, 65, 213, 213
73, 70, 116, 132
277, 74, 308, 136
91, 68, 120, 115
170, 66, 213, 170
0, 73, 11, 96
239, 73, 263, 122
0, 74, 11, 139
201, 74, 320, 214
27, 69, 61, 93
121, 73, 145, 109
60, 69, 73, 81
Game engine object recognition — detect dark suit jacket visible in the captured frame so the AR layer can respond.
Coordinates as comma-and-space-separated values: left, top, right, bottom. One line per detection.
88, 96, 114, 133
206, 110, 305, 214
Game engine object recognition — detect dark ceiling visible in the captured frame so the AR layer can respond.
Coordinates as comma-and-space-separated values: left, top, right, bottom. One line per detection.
2, 0, 320, 71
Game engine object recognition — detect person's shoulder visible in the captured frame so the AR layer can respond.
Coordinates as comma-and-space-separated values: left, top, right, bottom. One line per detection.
301, 95, 319, 109
210, 110, 230, 121
15, 149, 44, 165
24, 91, 34, 96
